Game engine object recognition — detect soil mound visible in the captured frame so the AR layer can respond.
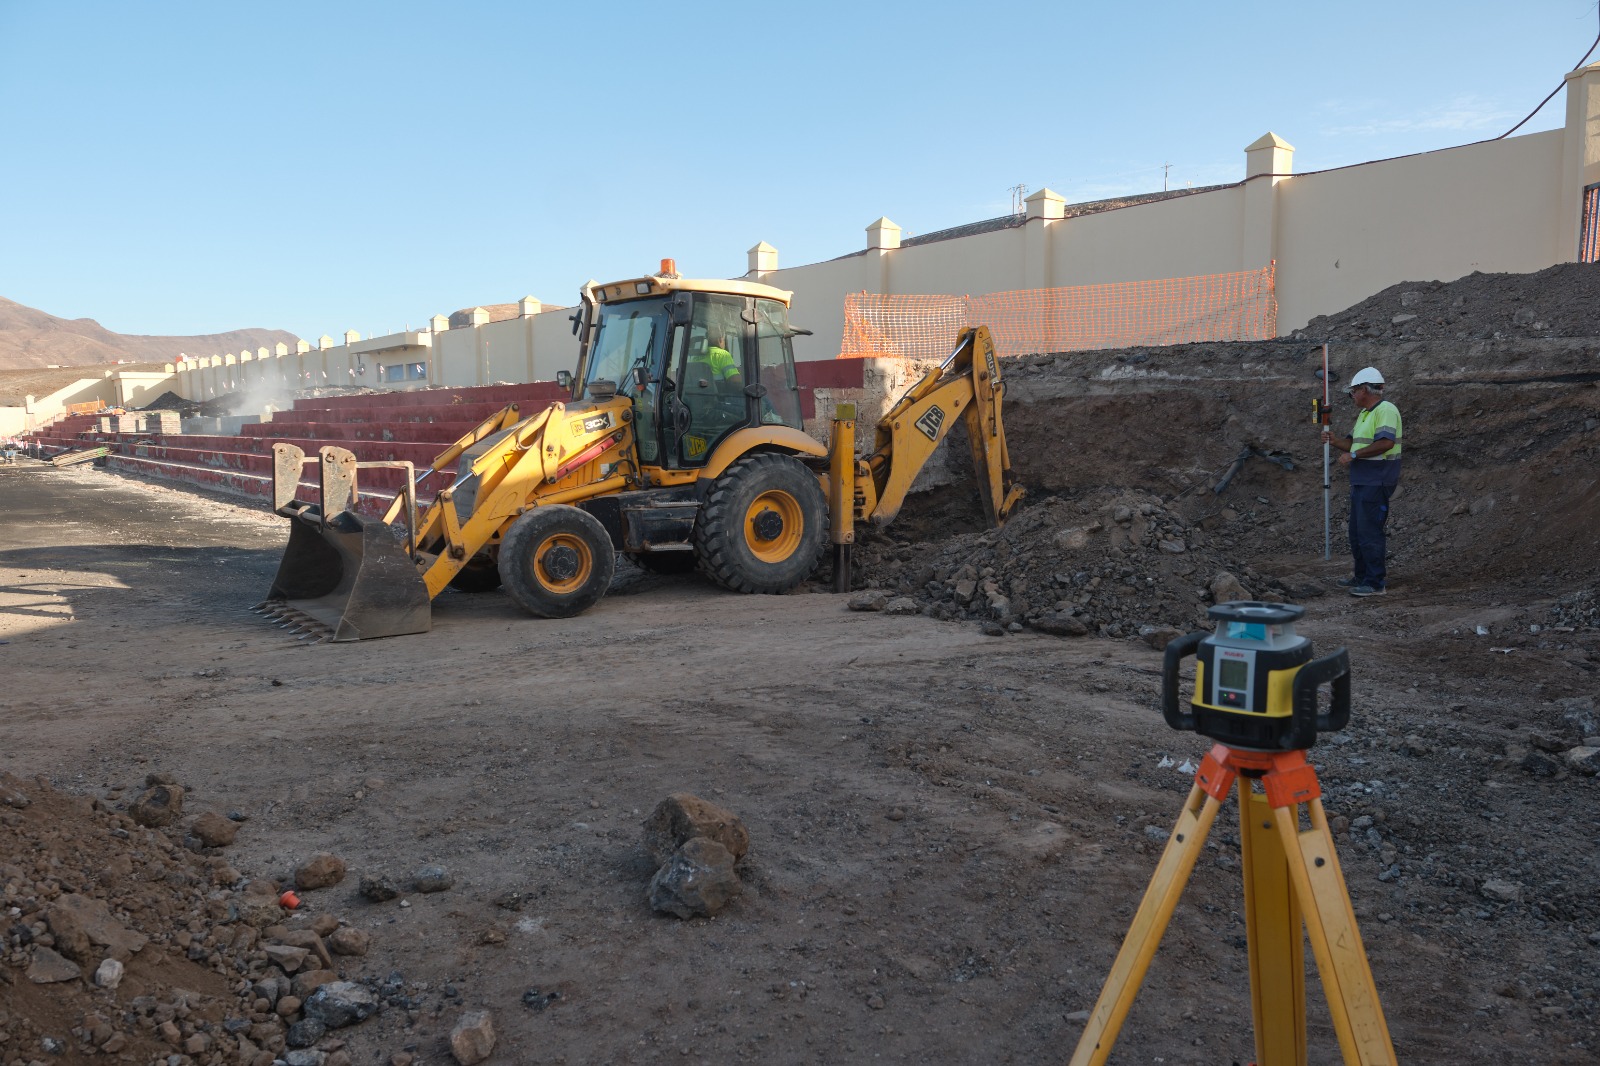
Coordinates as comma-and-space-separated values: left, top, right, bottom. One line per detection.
0, 771, 397, 1066
851, 322, 1600, 640
137, 390, 202, 415
1300, 261, 1600, 343
849, 487, 1304, 638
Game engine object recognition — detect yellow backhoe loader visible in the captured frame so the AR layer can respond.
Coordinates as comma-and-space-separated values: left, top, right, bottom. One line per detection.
258, 262, 1024, 641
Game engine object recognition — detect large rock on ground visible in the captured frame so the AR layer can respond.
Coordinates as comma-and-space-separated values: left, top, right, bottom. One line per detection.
302, 981, 380, 1029
1563, 746, 1600, 775
295, 853, 347, 891
129, 784, 184, 827
412, 865, 454, 893
26, 946, 81, 983
327, 927, 371, 956
1033, 611, 1089, 637
192, 811, 240, 847
648, 837, 743, 918
449, 1011, 496, 1065
1557, 696, 1599, 741
643, 793, 749, 866
46, 893, 148, 962
1209, 572, 1252, 604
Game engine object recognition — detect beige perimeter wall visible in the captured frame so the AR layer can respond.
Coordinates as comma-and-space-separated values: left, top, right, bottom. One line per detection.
161, 62, 1600, 404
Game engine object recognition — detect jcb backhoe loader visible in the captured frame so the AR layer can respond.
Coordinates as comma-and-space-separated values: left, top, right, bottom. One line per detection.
258, 261, 1024, 641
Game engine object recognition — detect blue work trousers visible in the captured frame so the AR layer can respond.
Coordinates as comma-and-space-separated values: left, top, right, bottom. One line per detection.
1348, 483, 1394, 589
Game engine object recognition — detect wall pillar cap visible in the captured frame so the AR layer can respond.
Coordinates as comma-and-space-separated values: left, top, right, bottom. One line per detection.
468, 307, 491, 326
1246, 131, 1295, 180
518, 296, 542, 317
867, 217, 902, 250
748, 241, 778, 274
429, 314, 449, 332
1245, 131, 1294, 152
1024, 187, 1066, 220
1564, 60, 1600, 83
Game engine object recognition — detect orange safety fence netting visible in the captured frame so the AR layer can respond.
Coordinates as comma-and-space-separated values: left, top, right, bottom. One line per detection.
838, 264, 1276, 360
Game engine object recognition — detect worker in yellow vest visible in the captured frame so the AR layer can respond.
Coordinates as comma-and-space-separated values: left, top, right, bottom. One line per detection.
705, 330, 742, 387
1322, 367, 1403, 597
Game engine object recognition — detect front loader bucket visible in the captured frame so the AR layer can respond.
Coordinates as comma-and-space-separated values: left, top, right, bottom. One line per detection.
260, 509, 432, 642
258, 443, 431, 642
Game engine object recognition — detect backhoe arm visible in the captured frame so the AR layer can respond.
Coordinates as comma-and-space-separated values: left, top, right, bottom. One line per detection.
850, 324, 1024, 529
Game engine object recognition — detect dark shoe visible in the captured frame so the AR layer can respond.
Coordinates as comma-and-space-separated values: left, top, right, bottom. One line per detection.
1349, 584, 1385, 597
1335, 576, 1360, 588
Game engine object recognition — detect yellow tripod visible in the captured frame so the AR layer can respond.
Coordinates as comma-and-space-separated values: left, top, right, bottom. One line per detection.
1070, 743, 1396, 1066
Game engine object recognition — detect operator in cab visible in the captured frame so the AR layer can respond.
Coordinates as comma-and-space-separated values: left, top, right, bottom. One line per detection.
705, 329, 742, 388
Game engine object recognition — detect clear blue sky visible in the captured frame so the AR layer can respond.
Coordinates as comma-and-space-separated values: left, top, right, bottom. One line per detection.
1, 1, 1596, 343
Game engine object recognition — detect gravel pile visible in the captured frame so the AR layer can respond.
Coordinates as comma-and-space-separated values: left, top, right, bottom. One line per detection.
1550, 589, 1600, 631
850, 488, 1313, 638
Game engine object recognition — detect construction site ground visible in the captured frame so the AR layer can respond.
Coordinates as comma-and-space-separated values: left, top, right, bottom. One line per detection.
4, 280, 1600, 1064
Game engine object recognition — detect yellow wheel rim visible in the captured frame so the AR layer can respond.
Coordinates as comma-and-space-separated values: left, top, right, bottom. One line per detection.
744, 490, 803, 564
534, 532, 593, 594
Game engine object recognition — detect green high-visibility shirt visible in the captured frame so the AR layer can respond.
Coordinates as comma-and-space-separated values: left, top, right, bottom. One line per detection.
707, 345, 739, 380
1350, 399, 1402, 487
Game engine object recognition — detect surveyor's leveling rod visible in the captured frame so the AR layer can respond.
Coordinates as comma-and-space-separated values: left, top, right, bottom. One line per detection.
1317, 343, 1332, 559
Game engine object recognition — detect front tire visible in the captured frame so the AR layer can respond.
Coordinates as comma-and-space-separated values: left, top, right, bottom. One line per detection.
695, 453, 826, 594
498, 505, 616, 618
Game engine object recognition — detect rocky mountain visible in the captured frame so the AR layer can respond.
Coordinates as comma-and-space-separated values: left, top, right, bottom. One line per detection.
0, 296, 297, 370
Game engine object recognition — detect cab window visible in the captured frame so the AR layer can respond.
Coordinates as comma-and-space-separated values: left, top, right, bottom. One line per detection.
587, 297, 668, 462
673, 294, 749, 464
755, 299, 803, 429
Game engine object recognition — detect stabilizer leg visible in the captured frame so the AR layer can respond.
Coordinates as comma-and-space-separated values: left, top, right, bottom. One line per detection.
1068, 782, 1224, 1066
1275, 798, 1396, 1066
1240, 780, 1307, 1066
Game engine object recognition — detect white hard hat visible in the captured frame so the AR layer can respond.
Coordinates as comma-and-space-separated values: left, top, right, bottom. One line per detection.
1345, 366, 1384, 392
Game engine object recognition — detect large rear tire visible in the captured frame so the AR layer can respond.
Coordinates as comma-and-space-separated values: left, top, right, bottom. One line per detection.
498, 505, 616, 618
695, 453, 826, 594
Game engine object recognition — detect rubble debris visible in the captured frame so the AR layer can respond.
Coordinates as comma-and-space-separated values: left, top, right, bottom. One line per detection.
851, 490, 1289, 638
0, 774, 387, 1065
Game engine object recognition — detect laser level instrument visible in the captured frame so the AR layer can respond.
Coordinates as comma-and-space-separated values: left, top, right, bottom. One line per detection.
1070, 602, 1396, 1066
1162, 601, 1350, 751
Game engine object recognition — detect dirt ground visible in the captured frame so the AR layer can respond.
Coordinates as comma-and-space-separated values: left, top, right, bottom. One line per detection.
3, 275, 1600, 1065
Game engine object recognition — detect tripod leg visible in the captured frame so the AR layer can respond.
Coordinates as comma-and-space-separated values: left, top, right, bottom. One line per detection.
1069, 781, 1224, 1066
1274, 798, 1396, 1066
1239, 780, 1306, 1066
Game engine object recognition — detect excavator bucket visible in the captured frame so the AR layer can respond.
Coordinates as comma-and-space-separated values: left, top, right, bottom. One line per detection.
256, 444, 432, 642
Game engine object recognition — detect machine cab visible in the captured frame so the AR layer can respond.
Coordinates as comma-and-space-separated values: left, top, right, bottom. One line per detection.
577, 272, 807, 470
